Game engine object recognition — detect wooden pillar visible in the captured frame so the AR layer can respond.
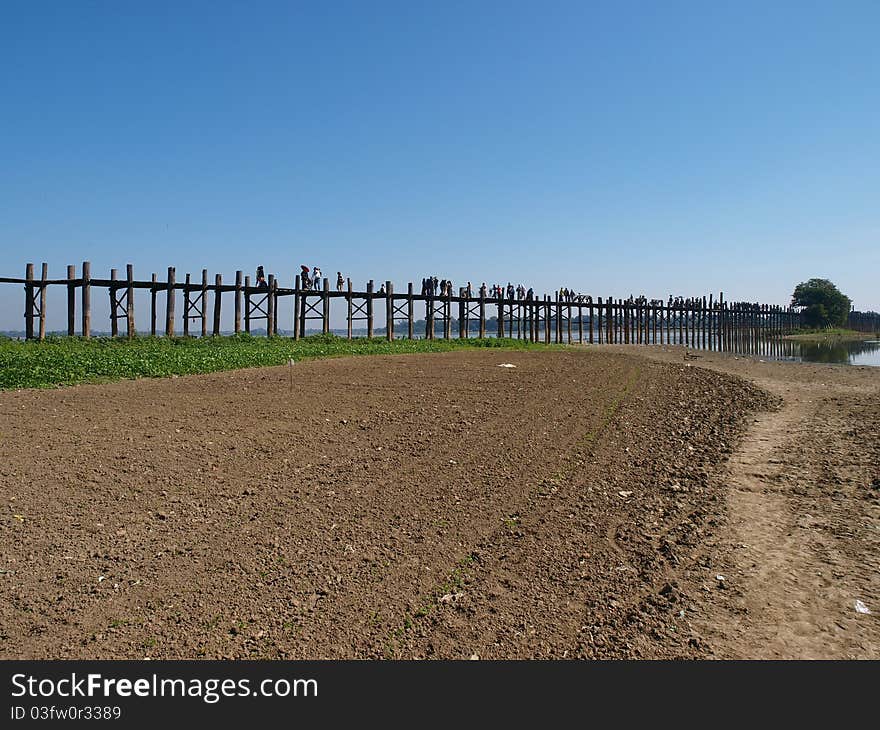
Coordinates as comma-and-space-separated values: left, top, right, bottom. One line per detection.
183, 273, 191, 337
82, 261, 92, 339
244, 275, 251, 334
707, 294, 713, 350
267, 275, 276, 336
609, 299, 615, 344
458, 288, 466, 339
544, 296, 551, 344
165, 267, 176, 337
596, 297, 602, 344
554, 293, 561, 344
385, 281, 393, 341
38, 263, 48, 341
346, 279, 352, 340
24, 263, 34, 340
67, 265, 76, 336
126, 264, 135, 339
407, 283, 414, 340
366, 280, 374, 339
426, 296, 434, 340
213, 273, 222, 336
293, 275, 301, 340
110, 269, 119, 338
497, 297, 504, 339
150, 274, 158, 336
445, 288, 452, 340
201, 269, 208, 337
321, 277, 330, 335
578, 303, 583, 343
567, 302, 573, 344
479, 291, 486, 339
234, 270, 243, 334
273, 277, 279, 335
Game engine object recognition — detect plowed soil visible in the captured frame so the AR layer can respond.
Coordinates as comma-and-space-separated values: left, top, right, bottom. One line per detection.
605, 345, 880, 659
0, 348, 791, 659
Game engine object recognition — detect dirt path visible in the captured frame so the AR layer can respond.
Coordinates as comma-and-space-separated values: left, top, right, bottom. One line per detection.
605, 346, 880, 659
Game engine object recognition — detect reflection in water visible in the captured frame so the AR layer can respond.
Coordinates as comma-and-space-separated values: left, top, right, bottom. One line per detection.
683, 334, 880, 367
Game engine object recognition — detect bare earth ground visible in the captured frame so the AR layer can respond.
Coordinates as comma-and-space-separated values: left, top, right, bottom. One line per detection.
606, 345, 880, 658
1, 347, 876, 659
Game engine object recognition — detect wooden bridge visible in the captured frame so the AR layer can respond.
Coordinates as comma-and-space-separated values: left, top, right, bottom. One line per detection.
2, 261, 877, 346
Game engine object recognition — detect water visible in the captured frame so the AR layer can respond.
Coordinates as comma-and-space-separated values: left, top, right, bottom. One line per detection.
767, 339, 880, 367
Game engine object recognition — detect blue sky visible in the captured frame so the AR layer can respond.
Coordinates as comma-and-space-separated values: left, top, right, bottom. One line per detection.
1, 1, 878, 331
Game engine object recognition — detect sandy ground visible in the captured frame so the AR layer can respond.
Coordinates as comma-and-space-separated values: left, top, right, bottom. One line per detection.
1, 346, 876, 659
605, 345, 880, 658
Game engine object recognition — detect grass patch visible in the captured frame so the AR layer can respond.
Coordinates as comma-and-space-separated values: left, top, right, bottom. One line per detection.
785, 328, 875, 341
0, 333, 552, 390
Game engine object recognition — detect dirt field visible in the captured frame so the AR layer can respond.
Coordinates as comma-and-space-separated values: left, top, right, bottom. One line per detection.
1, 347, 876, 659
605, 345, 880, 659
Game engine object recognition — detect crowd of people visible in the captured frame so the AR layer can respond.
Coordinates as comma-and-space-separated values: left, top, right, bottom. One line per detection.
253, 266, 722, 311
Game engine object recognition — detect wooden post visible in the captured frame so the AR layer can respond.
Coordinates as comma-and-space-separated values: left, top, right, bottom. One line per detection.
320, 277, 329, 335
267, 274, 276, 336
298, 276, 308, 338
82, 261, 92, 339
596, 297, 602, 344
386, 281, 394, 341
38, 262, 48, 341
165, 267, 175, 337
150, 273, 158, 336
407, 283, 414, 340
24, 263, 34, 340
67, 265, 76, 336
293, 275, 301, 340
234, 270, 243, 334
110, 269, 119, 338
213, 273, 222, 335
544, 296, 551, 344
183, 273, 191, 337
567, 301, 573, 344
479, 290, 486, 339
497, 297, 504, 339
445, 287, 452, 340
200, 269, 208, 337
273, 277, 279, 335
609, 299, 614, 344
708, 294, 713, 350
530, 300, 536, 342
346, 279, 352, 340
126, 263, 135, 339
554, 293, 561, 344
244, 275, 251, 334
578, 302, 583, 343
367, 280, 374, 338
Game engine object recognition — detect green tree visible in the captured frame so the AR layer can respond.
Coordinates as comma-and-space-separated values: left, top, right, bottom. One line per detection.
791, 278, 852, 328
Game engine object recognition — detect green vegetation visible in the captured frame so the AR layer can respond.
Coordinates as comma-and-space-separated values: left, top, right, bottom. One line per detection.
0, 333, 550, 390
785, 328, 870, 341
791, 278, 852, 329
